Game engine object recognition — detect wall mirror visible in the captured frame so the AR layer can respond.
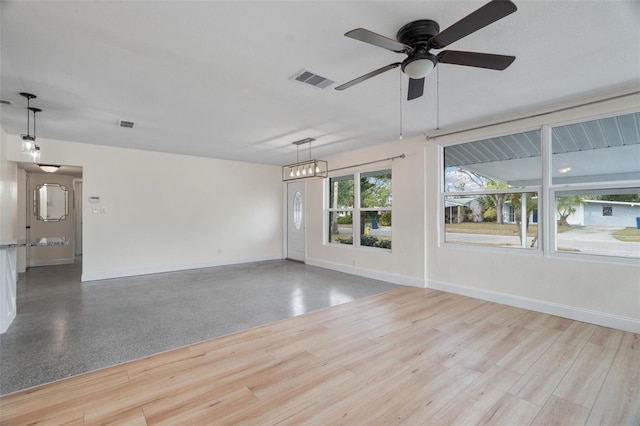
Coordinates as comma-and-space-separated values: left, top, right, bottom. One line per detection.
34, 183, 69, 222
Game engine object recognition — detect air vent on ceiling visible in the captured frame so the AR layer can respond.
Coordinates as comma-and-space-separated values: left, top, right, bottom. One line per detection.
291, 69, 335, 89
119, 119, 135, 128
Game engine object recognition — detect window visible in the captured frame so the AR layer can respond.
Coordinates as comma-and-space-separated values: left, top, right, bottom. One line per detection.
328, 169, 392, 249
551, 111, 640, 259
360, 170, 392, 249
554, 187, 640, 258
443, 130, 541, 249
293, 192, 302, 230
328, 175, 354, 245
441, 111, 640, 259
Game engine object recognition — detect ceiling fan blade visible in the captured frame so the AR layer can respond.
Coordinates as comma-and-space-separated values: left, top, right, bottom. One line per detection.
407, 77, 425, 100
345, 28, 412, 54
437, 50, 515, 70
428, 0, 517, 49
335, 63, 401, 91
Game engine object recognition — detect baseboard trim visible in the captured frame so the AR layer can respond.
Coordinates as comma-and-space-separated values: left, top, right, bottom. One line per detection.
81, 255, 282, 282
428, 279, 640, 334
305, 258, 425, 288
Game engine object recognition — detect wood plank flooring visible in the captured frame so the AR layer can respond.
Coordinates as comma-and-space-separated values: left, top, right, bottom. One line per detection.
1, 287, 638, 425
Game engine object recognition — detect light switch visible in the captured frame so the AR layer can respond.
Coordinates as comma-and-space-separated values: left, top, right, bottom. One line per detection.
101, 206, 107, 214
92, 206, 99, 214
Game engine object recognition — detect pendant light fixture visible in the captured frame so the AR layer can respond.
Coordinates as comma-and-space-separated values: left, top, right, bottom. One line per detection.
20, 92, 36, 154
19, 92, 42, 162
29, 106, 42, 163
282, 138, 328, 181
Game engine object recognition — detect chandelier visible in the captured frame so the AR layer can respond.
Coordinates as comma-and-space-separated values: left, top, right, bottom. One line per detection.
282, 138, 328, 181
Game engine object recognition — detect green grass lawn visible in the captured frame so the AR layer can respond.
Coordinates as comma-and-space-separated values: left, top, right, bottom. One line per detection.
445, 222, 573, 237
613, 227, 640, 242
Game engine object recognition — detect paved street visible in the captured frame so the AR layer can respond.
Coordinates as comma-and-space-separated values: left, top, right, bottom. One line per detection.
446, 226, 640, 258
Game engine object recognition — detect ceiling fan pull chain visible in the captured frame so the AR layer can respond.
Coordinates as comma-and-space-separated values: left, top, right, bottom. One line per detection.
399, 69, 403, 140
436, 66, 440, 131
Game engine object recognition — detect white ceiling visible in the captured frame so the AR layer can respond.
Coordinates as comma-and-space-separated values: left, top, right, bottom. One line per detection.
1, 1, 639, 166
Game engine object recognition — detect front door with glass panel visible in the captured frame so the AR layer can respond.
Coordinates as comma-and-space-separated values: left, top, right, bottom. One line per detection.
287, 182, 305, 262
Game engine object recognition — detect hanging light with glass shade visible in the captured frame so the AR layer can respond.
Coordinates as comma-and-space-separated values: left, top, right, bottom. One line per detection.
20, 92, 36, 154
19, 92, 42, 162
282, 137, 328, 181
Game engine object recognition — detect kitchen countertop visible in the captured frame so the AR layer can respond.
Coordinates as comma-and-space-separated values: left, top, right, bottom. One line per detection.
0, 237, 69, 249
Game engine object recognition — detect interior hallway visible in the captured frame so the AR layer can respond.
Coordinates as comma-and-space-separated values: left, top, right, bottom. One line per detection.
0, 260, 399, 395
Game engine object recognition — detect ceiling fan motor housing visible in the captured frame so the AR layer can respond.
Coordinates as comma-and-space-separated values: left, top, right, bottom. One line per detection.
396, 19, 440, 48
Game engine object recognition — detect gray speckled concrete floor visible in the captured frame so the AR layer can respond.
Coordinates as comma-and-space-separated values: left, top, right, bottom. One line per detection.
0, 259, 399, 395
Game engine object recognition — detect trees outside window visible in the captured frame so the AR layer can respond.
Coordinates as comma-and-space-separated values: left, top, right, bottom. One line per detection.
443, 130, 542, 249
442, 111, 640, 259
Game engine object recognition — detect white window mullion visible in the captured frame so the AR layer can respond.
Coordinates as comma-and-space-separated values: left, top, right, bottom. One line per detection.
541, 124, 553, 255
354, 172, 361, 248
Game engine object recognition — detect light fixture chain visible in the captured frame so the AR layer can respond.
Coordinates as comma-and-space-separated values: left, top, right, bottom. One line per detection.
399, 69, 403, 140
26, 96, 31, 136
436, 66, 440, 131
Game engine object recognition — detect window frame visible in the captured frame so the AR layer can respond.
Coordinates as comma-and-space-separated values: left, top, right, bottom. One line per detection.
441, 188, 542, 251
440, 126, 543, 253
439, 109, 640, 263
327, 166, 392, 251
547, 180, 640, 262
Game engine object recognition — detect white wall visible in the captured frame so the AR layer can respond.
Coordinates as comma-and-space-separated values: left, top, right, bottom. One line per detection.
0, 129, 18, 244
4, 134, 283, 281
306, 92, 640, 333
0, 127, 19, 332
426, 93, 640, 332
306, 136, 426, 287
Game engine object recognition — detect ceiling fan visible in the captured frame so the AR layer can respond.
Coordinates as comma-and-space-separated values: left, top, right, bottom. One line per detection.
335, 0, 517, 100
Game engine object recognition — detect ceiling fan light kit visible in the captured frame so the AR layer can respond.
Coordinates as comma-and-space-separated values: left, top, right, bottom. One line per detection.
401, 52, 437, 79
336, 0, 517, 101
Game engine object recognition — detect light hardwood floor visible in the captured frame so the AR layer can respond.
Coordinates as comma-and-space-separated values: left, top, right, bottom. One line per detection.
1, 287, 638, 425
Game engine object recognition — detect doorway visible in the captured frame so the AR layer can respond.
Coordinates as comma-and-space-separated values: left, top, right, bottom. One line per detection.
26, 173, 75, 267
17, 163, 83, 269
286, 181, 305, 262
